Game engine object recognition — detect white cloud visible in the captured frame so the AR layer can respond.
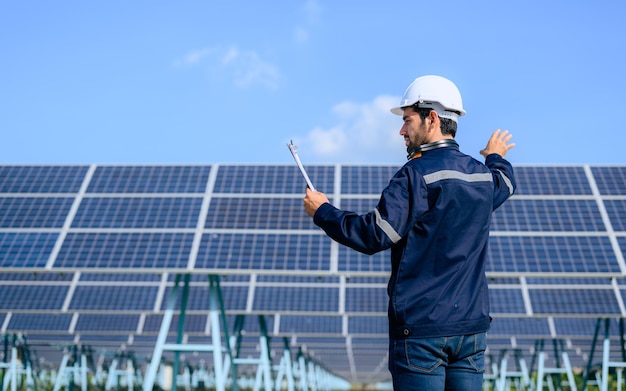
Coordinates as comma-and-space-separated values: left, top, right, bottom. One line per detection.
302, 95, 407, 163
302, 0, 322, 24
293, 0, 322, 44
174, 45, 280, 90
308, 126, 347, 155
173, 48, 213, 67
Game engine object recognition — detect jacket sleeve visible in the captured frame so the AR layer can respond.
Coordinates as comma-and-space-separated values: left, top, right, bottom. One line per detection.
313, 167, 428, 255
485, 154, 516, 210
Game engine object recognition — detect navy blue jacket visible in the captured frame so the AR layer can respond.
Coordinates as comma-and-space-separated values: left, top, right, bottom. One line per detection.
313, 143, 516, 339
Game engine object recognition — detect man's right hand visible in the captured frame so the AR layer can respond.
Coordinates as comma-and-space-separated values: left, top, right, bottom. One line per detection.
304, 187, 329, 217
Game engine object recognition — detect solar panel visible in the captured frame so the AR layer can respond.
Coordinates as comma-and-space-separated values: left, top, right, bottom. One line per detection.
213, 165, 335, 194
344, 286, 387, 313
591, 166, 626, 195
340, 165, 399, 194
0, 285, 68, 310
2, 163, 626, 386
487, 236, 619, 274
348, 316, 388, 334
604, 200, 626, 231
553, 317, 609, 336
489, 318, 550, 336
491, 199, 606, 232
54, 232, 194, 269
513, 166, 592, 195
195, 233, 332, 271
252, 286, 339, 312
0, 165, 89, 193
72, 197, 203, 228
75, 314, 141, 332
140, 314, 208, 333
69, 286, 159, 311
79, 272, 161, 282
279, 315, 342, 334
7, 313, 73, 331
0, 232, 58, 268
337, 247, 390, 273
87, 165, 211, 193
205, 197, 316, 230
488, 288, 526, 314
0, 197, 74, 228
528, 288, 621, 314
256, 275, 340, 283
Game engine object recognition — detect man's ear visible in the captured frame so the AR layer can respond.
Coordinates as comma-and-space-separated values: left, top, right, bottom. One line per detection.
428, 110, 440, 130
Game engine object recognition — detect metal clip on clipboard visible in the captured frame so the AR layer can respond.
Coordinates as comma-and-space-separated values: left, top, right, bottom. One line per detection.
287, 140, 315, 191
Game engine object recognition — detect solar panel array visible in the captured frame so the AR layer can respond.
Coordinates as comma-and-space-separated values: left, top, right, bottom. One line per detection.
1, 164, 626, 384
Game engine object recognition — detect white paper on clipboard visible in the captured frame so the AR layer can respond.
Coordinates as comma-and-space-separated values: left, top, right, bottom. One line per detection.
287, 140, 315, 191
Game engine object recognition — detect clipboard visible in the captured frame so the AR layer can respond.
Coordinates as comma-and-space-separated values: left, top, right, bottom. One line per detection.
287, 140, 315, 191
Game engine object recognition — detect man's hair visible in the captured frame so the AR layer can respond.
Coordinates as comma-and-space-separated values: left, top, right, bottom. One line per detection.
412, 104, 458, 137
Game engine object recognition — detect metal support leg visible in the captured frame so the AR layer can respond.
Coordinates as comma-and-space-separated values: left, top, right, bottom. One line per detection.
143, 274, 183, 391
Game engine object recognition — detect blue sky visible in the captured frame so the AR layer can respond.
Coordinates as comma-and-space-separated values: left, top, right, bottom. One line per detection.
2, 1, 625, 167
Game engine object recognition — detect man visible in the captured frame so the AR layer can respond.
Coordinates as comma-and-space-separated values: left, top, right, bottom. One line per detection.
303, 75, 516, 390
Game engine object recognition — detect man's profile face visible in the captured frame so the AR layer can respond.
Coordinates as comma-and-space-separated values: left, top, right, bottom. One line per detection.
400, 107, 429, 152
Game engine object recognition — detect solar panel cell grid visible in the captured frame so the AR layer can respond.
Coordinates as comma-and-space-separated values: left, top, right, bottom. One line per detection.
79, 273, 162, 282
525, 277, 614, 285
279, 315, 342, 334
0, 166, 89, 193
55, 232, 194, 269
256, 275, 340, 283
346, 276, 389, 284
591, 167, 626, 195
337, 247, 390, 273
0, 197, 74, 228
513, 166, 592, 195
344, 287, 387, 313
87, 166, 211, 193
213, 165, 335, 194
160, 285, 248, 311
74, 314, 141, 331
489, 318, 550, 335
196, 233, 332, 271
488, 288, 526, 314
487, 236, 619, 274
69, 286, 159, 311
0, 285, 68, 310
0, 272, 73, 281
348, 316, 388, 334
529, 288, 621, 314
340, 166, 399, 194
491, 199, 605, 232
339, 198, 380, 214
252, 286, 339, 312
0, 232, 58, 268
604, 200, 626, 232
8, 313, 73, 331
553, 318, 599, 336
140, 314, 207, 333
205, 197, 315, 230
72, 197, 203, 228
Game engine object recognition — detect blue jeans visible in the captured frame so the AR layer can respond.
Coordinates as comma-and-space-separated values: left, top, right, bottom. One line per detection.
389, 332, 486, 390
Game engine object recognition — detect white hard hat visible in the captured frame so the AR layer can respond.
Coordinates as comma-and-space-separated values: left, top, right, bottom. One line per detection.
390, 75, 466, 122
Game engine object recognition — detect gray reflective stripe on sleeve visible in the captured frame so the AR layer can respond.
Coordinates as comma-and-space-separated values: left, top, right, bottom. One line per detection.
495, 169, 515, 196
373, 208, 402, 244
423, 170, 493, 185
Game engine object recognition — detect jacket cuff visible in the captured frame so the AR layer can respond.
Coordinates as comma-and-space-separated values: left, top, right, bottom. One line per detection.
313, 202, 334, 225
